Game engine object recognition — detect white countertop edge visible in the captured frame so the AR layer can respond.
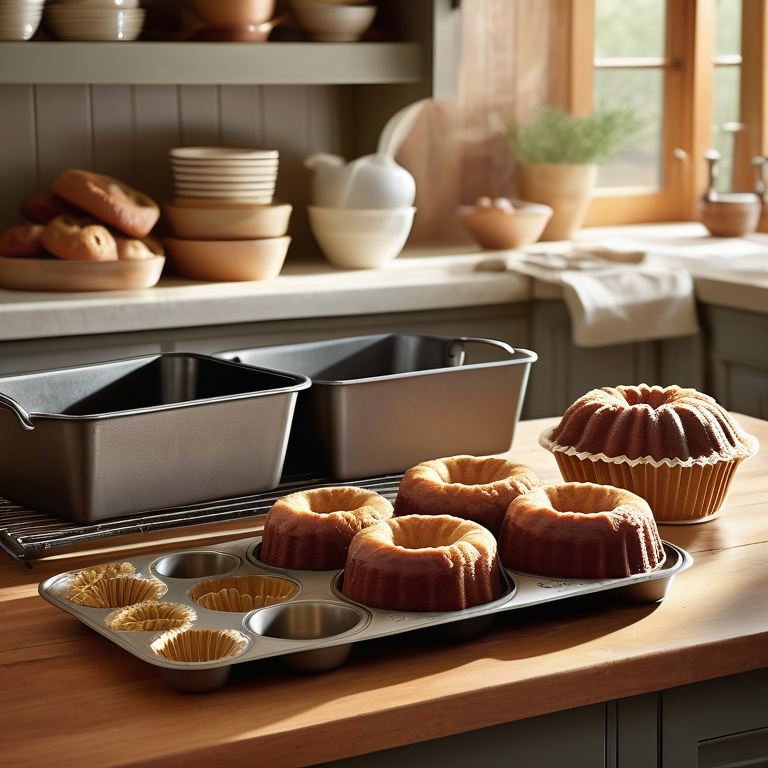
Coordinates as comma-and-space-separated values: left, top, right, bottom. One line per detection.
0, 247, 531, 342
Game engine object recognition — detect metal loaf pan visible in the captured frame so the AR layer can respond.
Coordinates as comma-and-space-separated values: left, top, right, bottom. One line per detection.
216, 334, 537, 479
38, 537, 693, 694
0, 354, 310, 523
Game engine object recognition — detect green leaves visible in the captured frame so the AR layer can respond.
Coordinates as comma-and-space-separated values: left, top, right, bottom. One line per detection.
509, 104, 645, 165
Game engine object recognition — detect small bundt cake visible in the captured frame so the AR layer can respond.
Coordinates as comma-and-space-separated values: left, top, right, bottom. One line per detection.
393, 455, 540, 538
498, 482, 666, 579
342, 514, 504, 612
539, 385, 758, 523
260, 486, 393, 571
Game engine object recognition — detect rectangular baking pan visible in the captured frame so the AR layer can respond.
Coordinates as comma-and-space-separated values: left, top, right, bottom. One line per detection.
215, 334, 537, 479
0, 354, 310, 523
38, 536, 693, 694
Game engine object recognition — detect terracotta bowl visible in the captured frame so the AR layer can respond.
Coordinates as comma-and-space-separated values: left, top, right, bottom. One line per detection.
164, 236, 290, 282
187, 0, 275, 28
292, 3, 376, 42
456, 199, 553, 250
163, 202, 292, 240
700, 194, 762, 238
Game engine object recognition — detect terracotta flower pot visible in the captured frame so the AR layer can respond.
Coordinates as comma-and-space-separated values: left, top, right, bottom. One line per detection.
517, 163, 598, 241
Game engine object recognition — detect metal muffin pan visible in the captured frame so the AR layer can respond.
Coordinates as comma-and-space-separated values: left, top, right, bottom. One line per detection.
38, 536, 693, 693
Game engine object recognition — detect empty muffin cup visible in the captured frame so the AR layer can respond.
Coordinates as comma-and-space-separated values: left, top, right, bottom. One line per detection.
246, 600, 367, 672
68, 576, 167, 609
106, 601, 196, 632
152, 551, 240, 579
151, 628, 248, 663
189, 574, 298, 612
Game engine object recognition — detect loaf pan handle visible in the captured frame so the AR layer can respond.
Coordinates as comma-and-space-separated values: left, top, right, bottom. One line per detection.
447, 336, 517, 366
0, 393, 35, 430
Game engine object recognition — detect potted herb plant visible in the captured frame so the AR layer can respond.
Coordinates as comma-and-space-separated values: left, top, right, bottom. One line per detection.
509, 104, 644, 241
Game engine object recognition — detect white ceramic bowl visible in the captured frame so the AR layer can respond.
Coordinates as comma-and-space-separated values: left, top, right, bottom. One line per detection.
163, 202, 292, 240
293, 3, 376, 42
0, 5, 42, 40
170, 147, 279, 162
175, 190, 275, 203
58, 0, 140, 6
172, 170, 279, 182
164, 236, 291, 282
44, 7, 145, 39
307, 206, 415, 269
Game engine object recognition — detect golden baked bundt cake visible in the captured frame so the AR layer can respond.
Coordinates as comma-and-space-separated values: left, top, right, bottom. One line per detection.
342, 514, 504, 612
539, 384, 758, 523
393, 455, 540, 538
260, 486, 393, 571
498, 482, 666, 579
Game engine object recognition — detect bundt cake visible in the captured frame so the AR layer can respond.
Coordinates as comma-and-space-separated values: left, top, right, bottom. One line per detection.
259, 486, 393, 571
539, 384, 759, 523
393, 455, 540, 538
498, 482, 666, 579
342, 514, 504, 612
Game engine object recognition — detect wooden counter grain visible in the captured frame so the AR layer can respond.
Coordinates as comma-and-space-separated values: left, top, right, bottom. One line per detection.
1, 416, 767, 768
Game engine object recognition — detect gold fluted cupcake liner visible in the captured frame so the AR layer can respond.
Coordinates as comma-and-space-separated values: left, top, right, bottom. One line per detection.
68, 575, 167, 608
151, 628, 248, 663
552, 451, 747, 524
67, 562, 135, 602
189, 574, 298, 613
106, 601, 196, 632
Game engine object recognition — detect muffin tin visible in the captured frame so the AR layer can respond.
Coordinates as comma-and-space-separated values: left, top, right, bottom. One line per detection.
39, 535, 693, 693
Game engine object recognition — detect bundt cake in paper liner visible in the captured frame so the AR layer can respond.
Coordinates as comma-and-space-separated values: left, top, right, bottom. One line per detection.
540, 384, 759, 523
68, 575, 167, 608
151, 628, 248, 663
106, 601, 196, 632
189, 574, 298, 613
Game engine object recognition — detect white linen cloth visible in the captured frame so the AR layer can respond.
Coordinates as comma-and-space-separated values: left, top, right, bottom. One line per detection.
506, 246, 701, 347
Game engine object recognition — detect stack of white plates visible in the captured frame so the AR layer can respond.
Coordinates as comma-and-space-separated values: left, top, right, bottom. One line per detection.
0, 0, 45, 41
169, 147, 280, 205
44, 0, 145, 41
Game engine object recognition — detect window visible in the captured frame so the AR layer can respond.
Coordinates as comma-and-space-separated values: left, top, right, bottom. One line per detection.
567, 0, 768, 227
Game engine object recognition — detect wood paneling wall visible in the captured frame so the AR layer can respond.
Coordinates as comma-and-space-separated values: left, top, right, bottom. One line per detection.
0, 83, 353, 252
399, 0, 564, 243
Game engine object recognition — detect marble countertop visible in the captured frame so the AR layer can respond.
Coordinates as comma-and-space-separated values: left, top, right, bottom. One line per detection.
0, 223, 765, 343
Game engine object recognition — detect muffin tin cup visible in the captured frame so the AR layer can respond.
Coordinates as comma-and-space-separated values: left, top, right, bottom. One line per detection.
39, 535, 693, 693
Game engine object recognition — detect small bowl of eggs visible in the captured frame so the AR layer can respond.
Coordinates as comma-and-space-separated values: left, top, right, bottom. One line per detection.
456, 197, 553, 250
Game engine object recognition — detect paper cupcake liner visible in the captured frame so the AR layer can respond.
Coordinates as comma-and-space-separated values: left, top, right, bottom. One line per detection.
189, 574, 298, 613
151, 628, 248, 663
552, 451, 746, 524
106, 601, 196, 632
67, 562, 135, 601
68, 575, 167, 608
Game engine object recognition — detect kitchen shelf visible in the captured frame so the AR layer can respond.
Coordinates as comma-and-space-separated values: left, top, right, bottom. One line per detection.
0, 41, 423, 85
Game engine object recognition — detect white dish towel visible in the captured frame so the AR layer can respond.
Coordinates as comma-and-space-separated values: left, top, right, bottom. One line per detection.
506, 246, 700, 347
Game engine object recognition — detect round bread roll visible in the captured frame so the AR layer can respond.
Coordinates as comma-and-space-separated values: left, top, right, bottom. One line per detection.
0, 223, 46, 257
393, 455, 541, 538
41, 215, 118, 262
19, 192, 84, 225
497, 482, 666, 579
113, 234, 160, 261
51, 169, 160, 238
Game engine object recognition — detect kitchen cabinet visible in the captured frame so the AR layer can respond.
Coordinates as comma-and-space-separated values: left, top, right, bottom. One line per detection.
314, 669, 768, 768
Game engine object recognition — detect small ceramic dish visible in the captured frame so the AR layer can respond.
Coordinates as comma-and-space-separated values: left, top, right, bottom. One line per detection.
164, 236, 290, 282
187, 0, 276, 28
175, 190, 274, 203
456, 198, 553, 250
175, 180, 277, 192
0, 255, 165, 292
0, 5, 43, 40
163, 202, 292, 240
172, 171, 279, 184
292, 3, 376, 42
169, 147, 279, 162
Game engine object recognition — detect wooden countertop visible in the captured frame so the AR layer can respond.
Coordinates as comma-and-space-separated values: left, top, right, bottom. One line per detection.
1, 415, 767, 768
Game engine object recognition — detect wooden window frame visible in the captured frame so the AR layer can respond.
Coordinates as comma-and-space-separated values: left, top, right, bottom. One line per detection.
564, 0, 767, 227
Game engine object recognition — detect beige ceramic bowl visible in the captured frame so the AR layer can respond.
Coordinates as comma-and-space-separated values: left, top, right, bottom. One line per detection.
164, 236, 290, 282
456, 199, 553, 250
293, 3, 376, 41
163, 202, 292, 240
700, 193, 762, 238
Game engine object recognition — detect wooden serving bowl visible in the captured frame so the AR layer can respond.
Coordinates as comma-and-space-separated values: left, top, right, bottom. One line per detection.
700, 194, 761, 238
